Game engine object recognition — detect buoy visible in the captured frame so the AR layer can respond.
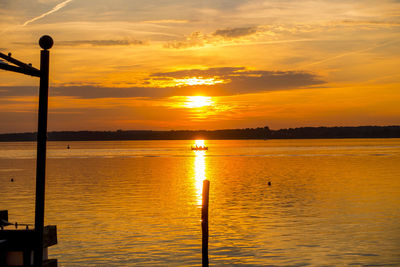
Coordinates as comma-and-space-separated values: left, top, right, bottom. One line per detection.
10, 178, 14, 182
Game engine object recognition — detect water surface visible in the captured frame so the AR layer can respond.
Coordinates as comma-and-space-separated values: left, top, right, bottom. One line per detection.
1, 139, 400, 266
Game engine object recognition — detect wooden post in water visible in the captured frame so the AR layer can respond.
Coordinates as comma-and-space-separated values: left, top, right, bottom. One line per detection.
202, 179, 210, 267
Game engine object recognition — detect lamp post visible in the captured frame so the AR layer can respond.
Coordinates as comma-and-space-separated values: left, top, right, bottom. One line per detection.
34, 35, 53, 267
0, 35, 53, 267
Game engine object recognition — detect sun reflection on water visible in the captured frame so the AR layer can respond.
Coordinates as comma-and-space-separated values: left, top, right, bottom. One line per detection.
195, 140, 205, 147
193, 141, 207, 205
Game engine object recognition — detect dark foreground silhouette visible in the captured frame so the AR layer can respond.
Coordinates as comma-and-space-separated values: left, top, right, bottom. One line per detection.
1, 126, 400, 142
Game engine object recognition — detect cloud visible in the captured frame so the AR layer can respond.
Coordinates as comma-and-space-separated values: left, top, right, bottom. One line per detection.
0, 86, 38, 97
340, 20, 400, 27
0, 0, 12, 8
22, 0, 74, 26
13, 39, 148, 47
151, 67, 245, 78
56, 39, 147, 46
164, 31, 208, 49
213, 26, 258, 38
0, 67, 324, 99
150, 67, 324, 96
141, 19, 189, 24
300, 40, 397, 68
164, 26, 259, 49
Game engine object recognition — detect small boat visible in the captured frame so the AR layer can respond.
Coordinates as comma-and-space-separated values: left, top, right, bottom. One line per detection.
191, 145, 208, 151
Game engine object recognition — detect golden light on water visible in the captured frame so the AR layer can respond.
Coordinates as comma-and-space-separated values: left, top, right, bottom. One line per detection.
193, 140, 207, 205
195, 140, 205, 147
185, 96, 213, 108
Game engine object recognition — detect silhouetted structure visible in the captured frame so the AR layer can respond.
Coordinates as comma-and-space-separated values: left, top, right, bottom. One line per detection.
0, 36, 56, 267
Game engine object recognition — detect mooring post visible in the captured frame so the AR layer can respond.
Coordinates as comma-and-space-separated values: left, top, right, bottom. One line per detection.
34, 35, 53, 267
202, 179, 210, 267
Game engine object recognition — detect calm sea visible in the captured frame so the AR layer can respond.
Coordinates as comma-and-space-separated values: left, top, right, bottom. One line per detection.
1, 139, 400, 266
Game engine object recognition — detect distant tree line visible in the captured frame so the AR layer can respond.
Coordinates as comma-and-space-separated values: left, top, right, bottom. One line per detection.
0, 126, 399, 142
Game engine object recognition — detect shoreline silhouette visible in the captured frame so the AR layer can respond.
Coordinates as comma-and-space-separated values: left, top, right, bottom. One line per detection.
0, 125, 399, 142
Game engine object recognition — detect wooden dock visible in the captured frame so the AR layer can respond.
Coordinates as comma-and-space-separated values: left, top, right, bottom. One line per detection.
0, 210, 57, 267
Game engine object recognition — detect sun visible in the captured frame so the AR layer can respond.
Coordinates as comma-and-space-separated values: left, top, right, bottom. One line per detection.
185, 96, 213, 108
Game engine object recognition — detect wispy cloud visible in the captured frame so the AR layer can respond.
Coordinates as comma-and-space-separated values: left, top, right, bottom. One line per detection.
164, 26, 260, 49
56, 39, 147, 46
22, 0, 74, 26
213, 27, 258, 38
13, 39, 148, 47
141, 19, 189, 24
300, 40, 398, 68
340, 20, 400, 27
164, 31, 208, 49
0, 0, 11, 9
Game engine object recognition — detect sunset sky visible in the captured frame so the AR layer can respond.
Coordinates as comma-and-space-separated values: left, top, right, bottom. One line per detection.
0, 0, 399, 133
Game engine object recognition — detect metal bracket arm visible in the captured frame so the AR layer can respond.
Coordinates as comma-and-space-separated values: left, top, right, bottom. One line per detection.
0, 52, 40, 77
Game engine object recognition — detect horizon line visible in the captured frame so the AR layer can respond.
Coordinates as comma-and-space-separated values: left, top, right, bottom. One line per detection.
1, 124, 399, 135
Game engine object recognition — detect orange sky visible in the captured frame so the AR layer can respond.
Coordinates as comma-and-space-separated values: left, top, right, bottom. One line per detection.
1, 0, 400, 133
